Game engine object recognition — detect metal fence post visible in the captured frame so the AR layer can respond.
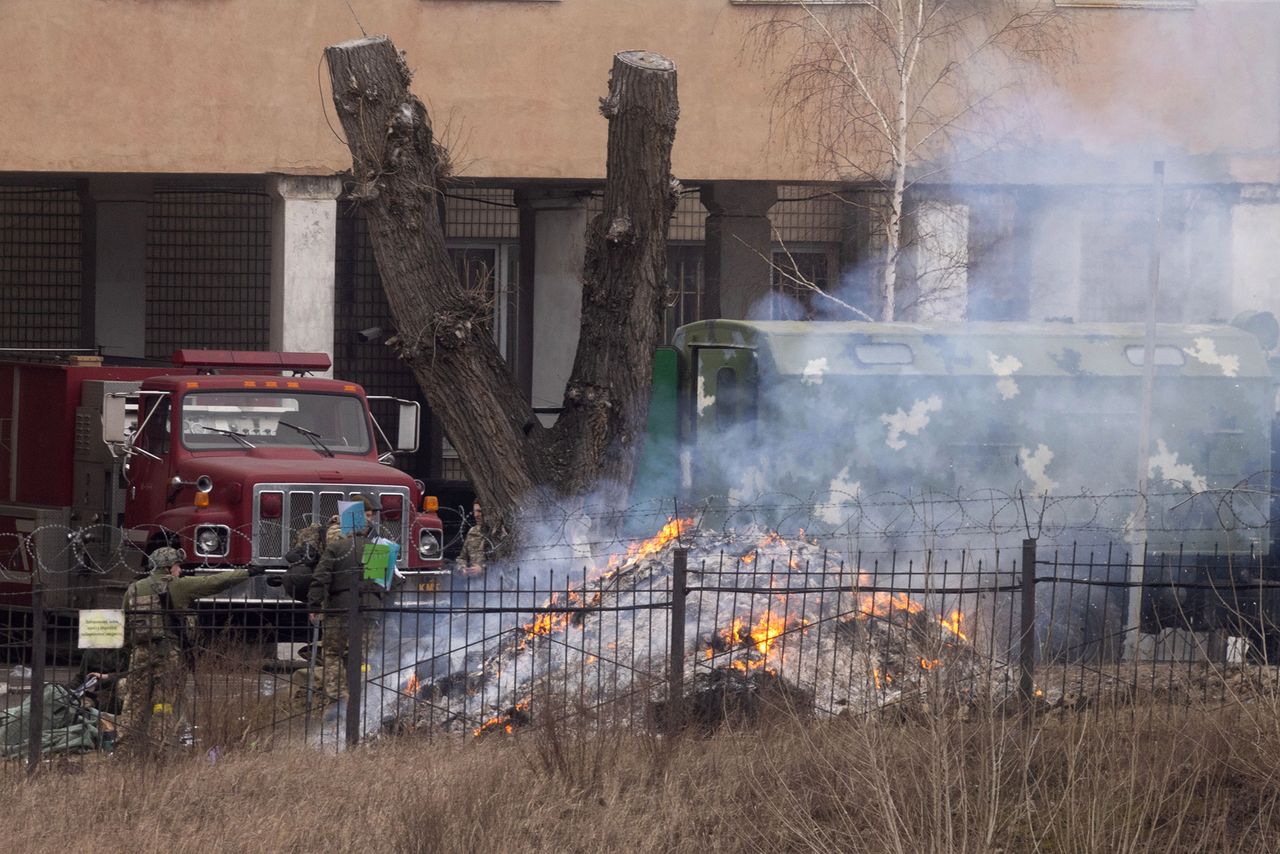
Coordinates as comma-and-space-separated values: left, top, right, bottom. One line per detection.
345, 593, 364, 748
1019, 538, 1037, 713
668, 547, 688, 733
27, 573, 46, 777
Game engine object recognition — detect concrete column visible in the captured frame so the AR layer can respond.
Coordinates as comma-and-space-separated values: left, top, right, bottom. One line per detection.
908, 200, 969, 322
1027, 191, 1084, 322
82, 176, 153, 358
1231, 184, 1280, 321
516, 190, 589, 425
268, 174, 343, 374
701, 182, 777, 320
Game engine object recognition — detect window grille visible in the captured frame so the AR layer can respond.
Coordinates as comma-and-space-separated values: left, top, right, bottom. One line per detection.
445, 187, 518, 240
665, 244, 703, 342
0, 186, 81, 348
669, 191, 707, 241
770, 247, 836, 320
145, 187, 271, 360
771, 187, 844, 244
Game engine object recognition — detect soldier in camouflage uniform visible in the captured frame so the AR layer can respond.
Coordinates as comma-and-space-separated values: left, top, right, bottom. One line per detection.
118, 546, 259, 751
456, 502, 492, 577
307, 496, 386, 707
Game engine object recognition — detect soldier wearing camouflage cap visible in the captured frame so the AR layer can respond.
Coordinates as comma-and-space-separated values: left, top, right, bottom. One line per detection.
118, 544, 264, 752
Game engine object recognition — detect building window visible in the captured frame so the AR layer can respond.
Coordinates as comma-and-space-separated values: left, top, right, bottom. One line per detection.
0, 186, 81, 349
665, 243, 704, 341
146, 186, 271, 360
447, 243, 517, 359
771, 247, 835, 320
439, 242, 517, 481
967, 191, 1029, 322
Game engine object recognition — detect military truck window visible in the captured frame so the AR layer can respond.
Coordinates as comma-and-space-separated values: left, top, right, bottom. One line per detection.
1124, 346, 1185, 367
139, 396, 171, 455
180, 392, 371, 454
855, 343, 913, 365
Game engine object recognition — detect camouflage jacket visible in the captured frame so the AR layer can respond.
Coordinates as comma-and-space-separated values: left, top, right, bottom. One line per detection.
307, 530, 386, 613
123, 569, 250, 647
457, 525, 492, 572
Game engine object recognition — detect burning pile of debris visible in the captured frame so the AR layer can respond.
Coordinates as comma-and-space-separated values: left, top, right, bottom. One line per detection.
377, 520, 1002, 737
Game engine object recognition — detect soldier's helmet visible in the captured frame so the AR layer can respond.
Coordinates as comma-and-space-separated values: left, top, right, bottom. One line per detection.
149, 546, 188, 571
293, 523, 324, 549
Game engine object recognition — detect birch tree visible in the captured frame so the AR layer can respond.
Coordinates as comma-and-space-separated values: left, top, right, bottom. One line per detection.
756, 0, 1066, 320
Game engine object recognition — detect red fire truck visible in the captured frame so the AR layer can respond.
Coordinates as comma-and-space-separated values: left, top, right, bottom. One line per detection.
0, 350, 445, 615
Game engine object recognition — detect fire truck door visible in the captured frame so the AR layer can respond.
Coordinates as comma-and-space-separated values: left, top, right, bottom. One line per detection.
125, 393, 174, 530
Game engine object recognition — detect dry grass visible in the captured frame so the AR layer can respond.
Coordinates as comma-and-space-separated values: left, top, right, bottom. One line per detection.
5, 695, 1280, 853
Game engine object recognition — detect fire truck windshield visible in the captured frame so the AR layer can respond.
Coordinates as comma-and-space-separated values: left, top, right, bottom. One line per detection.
180, 391, 372, 454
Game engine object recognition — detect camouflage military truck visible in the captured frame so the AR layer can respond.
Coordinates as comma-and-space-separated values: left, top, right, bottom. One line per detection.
658, 317, 1280, 649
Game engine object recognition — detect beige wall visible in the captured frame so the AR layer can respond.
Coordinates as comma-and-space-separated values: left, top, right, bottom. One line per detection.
0, 0, 1276, 182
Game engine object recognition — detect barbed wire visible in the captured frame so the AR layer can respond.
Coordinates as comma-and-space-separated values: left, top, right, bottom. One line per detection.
0, 479, 1275, 582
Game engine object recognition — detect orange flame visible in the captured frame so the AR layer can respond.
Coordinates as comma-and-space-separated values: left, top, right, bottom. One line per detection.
939, 610, 968, 642
919, 658, 941, 670
404, 673, 420, 696
858, 590, 926, 618
594, 517, 694, 583
473, 701, 530, 737
749, 612, 786, 657
714, 611, 789, 671
616, 517, 694, 568
855, 577, 970, 646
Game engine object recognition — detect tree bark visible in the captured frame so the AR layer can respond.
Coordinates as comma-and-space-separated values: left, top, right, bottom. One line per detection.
324, 38, 678, 534
550, 51, 680, 497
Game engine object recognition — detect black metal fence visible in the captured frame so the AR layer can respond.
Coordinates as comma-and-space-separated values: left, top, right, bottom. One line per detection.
5, 529, 1280, 777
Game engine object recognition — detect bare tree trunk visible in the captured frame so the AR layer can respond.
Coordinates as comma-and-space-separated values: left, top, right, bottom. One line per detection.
324, 37, 677, 534
552, 51, 680, 497
882, 176, 904, 322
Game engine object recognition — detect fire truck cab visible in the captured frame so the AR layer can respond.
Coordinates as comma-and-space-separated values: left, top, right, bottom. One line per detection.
1, 350, 445, 615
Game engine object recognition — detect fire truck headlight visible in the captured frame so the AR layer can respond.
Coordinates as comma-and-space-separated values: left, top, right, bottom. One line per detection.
194, 525, 230, 558
418, 529, 442, 560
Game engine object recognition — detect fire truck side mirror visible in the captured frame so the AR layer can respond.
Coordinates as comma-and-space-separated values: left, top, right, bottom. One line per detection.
102, 393, 129, 446
395, 400, 420, 453
368, 395, 421, 455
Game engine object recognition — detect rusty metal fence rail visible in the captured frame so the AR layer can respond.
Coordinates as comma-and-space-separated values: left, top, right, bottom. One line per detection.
5, 536, 1280, 776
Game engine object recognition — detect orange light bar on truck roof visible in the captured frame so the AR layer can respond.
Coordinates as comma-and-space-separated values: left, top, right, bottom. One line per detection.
171, 350, 332, 373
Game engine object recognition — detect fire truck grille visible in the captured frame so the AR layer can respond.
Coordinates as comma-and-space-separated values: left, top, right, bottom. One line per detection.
252, 484, 411, 566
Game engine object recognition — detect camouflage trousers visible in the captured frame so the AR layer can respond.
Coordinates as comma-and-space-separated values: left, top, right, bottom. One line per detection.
118, 642, 186, 750
315, 614, 375, 707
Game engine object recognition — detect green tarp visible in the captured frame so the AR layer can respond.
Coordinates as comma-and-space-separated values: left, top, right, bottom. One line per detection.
0, 684, 104, 758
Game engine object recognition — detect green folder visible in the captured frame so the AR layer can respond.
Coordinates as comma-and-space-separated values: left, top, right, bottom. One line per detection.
361, 540, 398, 588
